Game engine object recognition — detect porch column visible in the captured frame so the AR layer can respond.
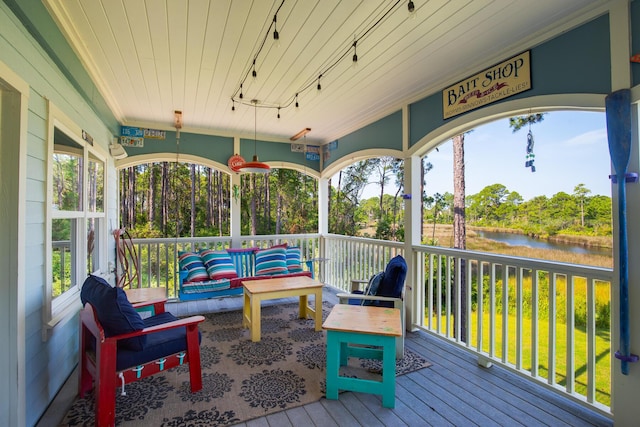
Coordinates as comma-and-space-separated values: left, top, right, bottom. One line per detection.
403, 154, 422, 332
318, 177, 329, 276
609, 1, 640, 423
318, 177, 329, 235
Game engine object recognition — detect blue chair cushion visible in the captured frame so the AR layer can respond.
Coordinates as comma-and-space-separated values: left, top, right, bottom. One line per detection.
375, 255, 407, 307
361, 272, 385, 306
115, 312, 202, 371
80, 275, 146, 351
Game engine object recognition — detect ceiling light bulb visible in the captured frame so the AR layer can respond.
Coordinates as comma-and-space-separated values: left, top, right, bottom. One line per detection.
277, 108, 281, 119
352, 40, 358, 67
317, 75, 322, 91
295, 93, 299, 108
408, 1, 415, 13
273, 14, 280, 47
239, 83, 243, 99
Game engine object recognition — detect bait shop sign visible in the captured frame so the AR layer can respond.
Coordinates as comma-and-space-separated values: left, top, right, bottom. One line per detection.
442, 51, 531, 119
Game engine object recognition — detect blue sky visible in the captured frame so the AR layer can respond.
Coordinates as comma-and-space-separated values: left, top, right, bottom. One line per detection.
362, 110, 611, 201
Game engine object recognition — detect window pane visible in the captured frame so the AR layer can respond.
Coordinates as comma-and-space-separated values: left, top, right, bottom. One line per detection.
52, 129, 83, 211
87, 217, 101, 273
88, 153, 104, 212
52, 218, 77, 298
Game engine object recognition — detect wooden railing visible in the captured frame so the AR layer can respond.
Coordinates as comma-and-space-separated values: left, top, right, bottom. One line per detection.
322, 234, 405, 290
126, 232, 612, 414
409, 245, 612, 414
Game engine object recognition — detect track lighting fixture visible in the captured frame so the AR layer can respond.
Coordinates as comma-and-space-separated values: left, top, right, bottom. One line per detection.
352, 40, 358, 65
232, 99, 235, 111
273, 14, 280, 42
232, 0, 415, 118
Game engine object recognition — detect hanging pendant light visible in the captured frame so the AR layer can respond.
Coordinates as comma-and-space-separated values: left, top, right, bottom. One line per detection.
238, 100, 270, 173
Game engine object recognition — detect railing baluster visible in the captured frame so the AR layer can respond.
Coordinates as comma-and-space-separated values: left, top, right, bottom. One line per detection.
516, 266, 524, 370
531, 268, 539, 378
587, 277, 596, 404
476, 259, 483, 352
489, 262, 496, 359
501, 265, 509, 364
566, 273, 575, 394
549, 272, 557, 386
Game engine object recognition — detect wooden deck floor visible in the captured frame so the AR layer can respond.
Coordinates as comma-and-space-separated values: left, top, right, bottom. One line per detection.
40, 287, 613, 427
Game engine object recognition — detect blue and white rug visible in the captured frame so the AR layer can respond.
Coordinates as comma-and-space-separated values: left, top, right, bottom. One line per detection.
63, 301, 430, 426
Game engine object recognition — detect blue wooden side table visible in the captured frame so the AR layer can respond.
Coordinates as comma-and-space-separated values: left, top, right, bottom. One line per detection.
323, 304, 402, 408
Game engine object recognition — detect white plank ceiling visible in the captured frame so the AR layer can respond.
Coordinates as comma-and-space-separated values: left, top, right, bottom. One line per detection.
43, 0, 606, 144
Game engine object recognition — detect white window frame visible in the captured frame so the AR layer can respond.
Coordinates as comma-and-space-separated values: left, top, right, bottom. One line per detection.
44, 102, 106, 334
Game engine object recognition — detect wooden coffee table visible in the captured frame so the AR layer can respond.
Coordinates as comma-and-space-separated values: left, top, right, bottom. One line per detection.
242, 276, 324, 342
323, 304, 402, 408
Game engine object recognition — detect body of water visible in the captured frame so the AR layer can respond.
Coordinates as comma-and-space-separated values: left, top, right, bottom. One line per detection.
475, 230, 612, 257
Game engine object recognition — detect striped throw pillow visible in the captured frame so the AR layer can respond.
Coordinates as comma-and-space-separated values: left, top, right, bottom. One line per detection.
200, 249, 238, 280
286, 247, 303, 273
178, 251, 209, 282
255, 247, 288, 276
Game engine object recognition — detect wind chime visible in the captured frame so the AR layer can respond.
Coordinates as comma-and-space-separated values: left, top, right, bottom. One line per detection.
525, 122, 536, 172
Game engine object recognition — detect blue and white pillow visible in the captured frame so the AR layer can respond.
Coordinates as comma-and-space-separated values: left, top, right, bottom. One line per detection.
286, 247, 303, 273
200, 249, 238, 280
255, 247, 288, 276
178, 251, 209, 282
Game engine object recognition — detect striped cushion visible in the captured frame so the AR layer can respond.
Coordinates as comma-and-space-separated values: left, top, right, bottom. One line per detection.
200, 249, 238, 280
255, 247, 288, 276
286, 247, 303, 273
178, 251, 209, 282
181, 279, 231, 294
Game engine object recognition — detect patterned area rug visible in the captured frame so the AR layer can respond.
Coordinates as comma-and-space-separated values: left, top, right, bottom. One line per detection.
62, 301, 431, 426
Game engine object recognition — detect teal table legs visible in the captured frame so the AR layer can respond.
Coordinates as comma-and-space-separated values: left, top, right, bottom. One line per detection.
325, 329, 396, 408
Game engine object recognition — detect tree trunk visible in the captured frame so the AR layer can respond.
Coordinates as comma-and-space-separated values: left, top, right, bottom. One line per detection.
161, 162, 168, 236
206, 167, 212, 228
217, 171, 224, 236
128, 167, 136, 228
250, 175, 257, 235
420, 159, 425, 243
190, 164, 196, 237
148, 164, 154, 226
453, 133, 467, 342
264, 175, 270, 233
